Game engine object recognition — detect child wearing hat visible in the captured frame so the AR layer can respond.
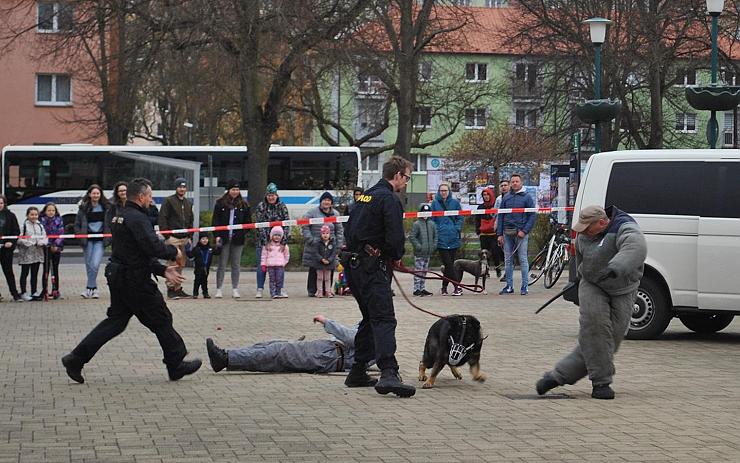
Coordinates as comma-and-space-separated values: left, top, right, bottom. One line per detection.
186, 234, 222, 298
314, 224, 337, 298
409, 203, 437, 296
260, 226, 290, 298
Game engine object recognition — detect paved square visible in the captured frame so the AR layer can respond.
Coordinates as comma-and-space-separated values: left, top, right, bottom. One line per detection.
1, 265, 739, 462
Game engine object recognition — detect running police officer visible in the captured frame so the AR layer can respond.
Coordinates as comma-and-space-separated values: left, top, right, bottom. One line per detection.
61, 178, 201, 383
342, 156, 415, 397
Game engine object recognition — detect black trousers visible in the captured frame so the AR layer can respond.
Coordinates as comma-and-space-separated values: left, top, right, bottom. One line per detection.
43, 250, 61, 293
307, 267, 333, 296
479, 234, 503, 270
20, 263, 40, 295
0, 247, 19, 298
346, 262, 398, 371
193, 268, 209, 296
438, 248, 458, 291
71, 276, 187, 368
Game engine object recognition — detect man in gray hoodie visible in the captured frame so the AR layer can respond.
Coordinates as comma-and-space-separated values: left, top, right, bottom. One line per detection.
536, 205, 647, 400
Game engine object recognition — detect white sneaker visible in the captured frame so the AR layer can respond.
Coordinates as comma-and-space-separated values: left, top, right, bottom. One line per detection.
215, 288, 223, 299
255, 288, 263, 299
21, 292, 32, 301
280, 288, 288, 298
80, 289, 91, 299
232, 288, 240, 299
91, 288, 100, 299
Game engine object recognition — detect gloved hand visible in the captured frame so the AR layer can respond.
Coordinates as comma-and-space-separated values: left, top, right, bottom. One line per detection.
261, 265, 266, 273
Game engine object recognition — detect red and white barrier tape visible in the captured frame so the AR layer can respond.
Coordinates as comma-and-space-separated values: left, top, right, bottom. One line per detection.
2, 206, 574, 240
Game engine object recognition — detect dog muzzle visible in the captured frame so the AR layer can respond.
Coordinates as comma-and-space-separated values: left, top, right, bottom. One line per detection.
448, 336, 475, 366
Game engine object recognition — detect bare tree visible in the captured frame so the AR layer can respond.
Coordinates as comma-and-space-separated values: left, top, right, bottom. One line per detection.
446, 123, 560, 186
504, 0, 716, 150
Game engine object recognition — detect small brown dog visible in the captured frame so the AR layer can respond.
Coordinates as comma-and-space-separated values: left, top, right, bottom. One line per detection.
418, 315, 486, 389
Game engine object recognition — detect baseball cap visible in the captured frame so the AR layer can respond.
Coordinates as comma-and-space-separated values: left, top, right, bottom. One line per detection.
572, 205, 607, 233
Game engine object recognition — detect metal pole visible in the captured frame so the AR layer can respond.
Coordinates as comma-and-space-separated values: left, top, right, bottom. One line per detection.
709, 13, 720, 149
208, 153, 214, 210
594, 43, 602, 153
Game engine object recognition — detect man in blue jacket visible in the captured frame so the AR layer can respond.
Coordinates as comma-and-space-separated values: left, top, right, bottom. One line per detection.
496, 174, 535, 295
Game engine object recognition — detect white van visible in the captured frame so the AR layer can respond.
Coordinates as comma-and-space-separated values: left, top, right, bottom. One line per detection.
567, 149, 740, 339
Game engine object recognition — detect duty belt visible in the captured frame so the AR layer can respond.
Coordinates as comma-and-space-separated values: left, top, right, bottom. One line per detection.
334, 342, 345, 372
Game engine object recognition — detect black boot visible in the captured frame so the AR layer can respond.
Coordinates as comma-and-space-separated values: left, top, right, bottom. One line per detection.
61, 353, 85, 384
206, 338, 228, 372
375, 369, 416, 398
591, 384, 615, 400
535, 372, 559, 395
167, 358, 202, 381
344, 363, 377, 387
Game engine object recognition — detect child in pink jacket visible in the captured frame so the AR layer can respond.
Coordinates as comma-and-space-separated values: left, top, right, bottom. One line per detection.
260, 226, 290, 299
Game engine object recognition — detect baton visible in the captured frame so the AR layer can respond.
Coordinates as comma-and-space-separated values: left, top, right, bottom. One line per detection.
535, 281, 578, 314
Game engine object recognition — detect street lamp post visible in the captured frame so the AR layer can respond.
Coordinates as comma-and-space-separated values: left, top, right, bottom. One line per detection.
707, 0, 723, 148
183, 121, 194, 146
584, 18, 611, 153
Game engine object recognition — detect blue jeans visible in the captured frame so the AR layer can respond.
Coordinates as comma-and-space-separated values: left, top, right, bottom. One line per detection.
503, 233, 529, 291
255, 245, 265, 289
84, 240, 105, 289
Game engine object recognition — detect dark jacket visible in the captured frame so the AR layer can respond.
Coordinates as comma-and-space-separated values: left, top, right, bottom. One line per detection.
409, 218, 437, 258
74, 201, 112, 247
344, 179, 405, 261
496, 188, 536, 235
147, 205, 159, 228
431, 193, 463, 250
475, 187, 497, 235
110, 201, 178, 280
212, 198, 252, 246
158, 194, 194, 239
254, 196, 290, 246
0, 208, 20, 250
314, 237, 337, 270
186, 241, 221, 274
301, 206, 344, 267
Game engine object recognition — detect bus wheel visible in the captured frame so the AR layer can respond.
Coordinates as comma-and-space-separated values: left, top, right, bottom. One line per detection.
626, 277, 672, 340
679, 314, 735, 334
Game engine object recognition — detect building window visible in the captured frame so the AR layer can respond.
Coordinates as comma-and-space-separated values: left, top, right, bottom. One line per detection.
415, 154, 428, 173
37, 2, 73, 32
675, 112, 697, 133
722, 68, 737, 86
357, 73, 384, 95
451, 0, 472, 5
486, 0, 507, 6
675, 69, 696, 86
36, 74, 71, 105
514, 62, 538, 92
723, 111, 734, 146
356, 98, 384, 139
464, 108, 487, 129
465, 63, 487, 82
362, 153, 379, 172
414, 106, 432, 129
419, 61, 433, 82
514, 107, 538, 128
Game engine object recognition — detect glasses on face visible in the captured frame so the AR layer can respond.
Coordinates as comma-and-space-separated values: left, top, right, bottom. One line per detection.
400, 173, 411, 181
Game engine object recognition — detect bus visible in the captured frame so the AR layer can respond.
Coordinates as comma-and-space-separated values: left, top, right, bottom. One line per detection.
1, 145, 362, 233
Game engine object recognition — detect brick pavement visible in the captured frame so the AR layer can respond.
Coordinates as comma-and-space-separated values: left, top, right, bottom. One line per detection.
1, 265, 739, 462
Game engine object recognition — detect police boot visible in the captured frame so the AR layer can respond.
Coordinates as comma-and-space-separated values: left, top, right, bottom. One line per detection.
375, 369, 416, 398
591, 384, 615, 400
344, 363, 377, 387
167, 358, 202, 381
61, 353, 85, 384
206, 338, 228, 372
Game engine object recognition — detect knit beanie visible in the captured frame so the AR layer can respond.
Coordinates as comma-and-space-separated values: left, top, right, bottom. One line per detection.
174, 177, 187, 188
266, 182, 278, 194
319, 191, 333, 203
419, 203, 431, 212
320, 224, 331, 234
270, 226, 284, 237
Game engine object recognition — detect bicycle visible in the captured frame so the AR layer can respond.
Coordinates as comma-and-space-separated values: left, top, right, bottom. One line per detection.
528, 216, 570, 287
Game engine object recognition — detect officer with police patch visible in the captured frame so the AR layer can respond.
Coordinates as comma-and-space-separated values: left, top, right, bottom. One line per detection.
61, 178, 202, 384
342, 156, 416, 397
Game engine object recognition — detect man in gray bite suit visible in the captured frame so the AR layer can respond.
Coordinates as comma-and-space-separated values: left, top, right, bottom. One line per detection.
536, 205, 647, 400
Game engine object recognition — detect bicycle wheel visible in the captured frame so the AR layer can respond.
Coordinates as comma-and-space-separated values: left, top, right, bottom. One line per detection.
543, 245, 567, 289
528, 249, 547, 285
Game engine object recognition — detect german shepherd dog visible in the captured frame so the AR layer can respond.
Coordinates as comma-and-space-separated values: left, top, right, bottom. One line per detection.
452, 249, 491, 294
418, 315, 486, 389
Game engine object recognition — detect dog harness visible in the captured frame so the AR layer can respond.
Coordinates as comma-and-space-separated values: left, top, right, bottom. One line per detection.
448, 316, 476, 366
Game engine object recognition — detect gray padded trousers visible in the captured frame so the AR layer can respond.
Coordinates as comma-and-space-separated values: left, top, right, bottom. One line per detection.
550, 280, 637, 387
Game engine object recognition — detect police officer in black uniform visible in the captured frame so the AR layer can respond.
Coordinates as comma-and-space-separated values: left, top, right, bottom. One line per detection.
343, 156, 415, 397
61, 178, 201, 383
